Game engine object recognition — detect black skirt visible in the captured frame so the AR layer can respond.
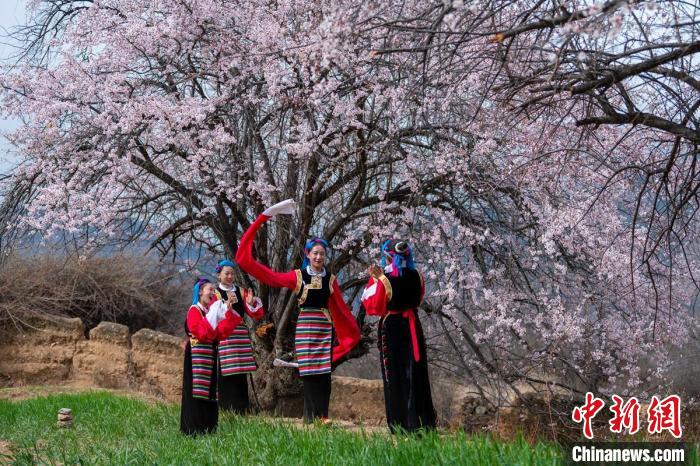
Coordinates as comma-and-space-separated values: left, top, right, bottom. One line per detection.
379, 312, 437, 433
302, 373, 332, 423
180, 342, 219, 435
218, 372, 251, 414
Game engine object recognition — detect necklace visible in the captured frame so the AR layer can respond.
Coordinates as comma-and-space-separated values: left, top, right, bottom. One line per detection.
306, 266, 326, 277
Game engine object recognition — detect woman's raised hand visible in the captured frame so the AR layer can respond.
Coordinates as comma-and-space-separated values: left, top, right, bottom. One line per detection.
367, 264, 383, 278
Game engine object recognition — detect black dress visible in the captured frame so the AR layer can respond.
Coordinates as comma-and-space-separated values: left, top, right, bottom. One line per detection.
375, 269, 437, 433
180, 307, 219, 435
294, 268, 336, 423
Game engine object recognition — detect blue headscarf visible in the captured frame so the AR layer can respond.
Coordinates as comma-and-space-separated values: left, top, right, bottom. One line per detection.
380, 239, 415, 277
216, 259, 236, 273
301, 237, 330, 269
192, 277, 211, 305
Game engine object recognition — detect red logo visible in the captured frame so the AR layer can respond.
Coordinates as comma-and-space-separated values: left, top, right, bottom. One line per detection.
647, 395, 682, 438
572, 393, 683, 439
572, 392, 605, 439
609, 395, 641, 435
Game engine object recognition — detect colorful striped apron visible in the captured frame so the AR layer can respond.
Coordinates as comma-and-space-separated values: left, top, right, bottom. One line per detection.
294, 307, 333, 376
191, 341, 216, 400
219, 323, 258, 375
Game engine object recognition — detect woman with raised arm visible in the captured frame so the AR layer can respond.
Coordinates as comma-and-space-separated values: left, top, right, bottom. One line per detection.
180, 278, 242, 435
235, 199, 360, 424
209, 259, 265, 414
361, 240, 436, 433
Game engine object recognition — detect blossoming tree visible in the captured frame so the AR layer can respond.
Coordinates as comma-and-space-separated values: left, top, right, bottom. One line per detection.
1, 0, 694, 413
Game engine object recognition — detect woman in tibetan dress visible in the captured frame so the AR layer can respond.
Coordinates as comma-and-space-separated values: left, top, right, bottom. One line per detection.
180, 278, 241, 435
361, 240, 436, 433
211, 259, 265, 414
235, 199, 360, 423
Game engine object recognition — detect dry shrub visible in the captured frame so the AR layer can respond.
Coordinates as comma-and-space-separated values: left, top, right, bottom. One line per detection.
0, 253, 188, 335
494, 392, 589, 443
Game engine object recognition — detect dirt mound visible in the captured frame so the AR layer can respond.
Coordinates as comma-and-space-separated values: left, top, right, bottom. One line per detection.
0, 314, 83, 387
0, 439, 12, 459
329, 376, 385, 425
130, 328, 184, 402
73, 322, 131, 389
0, 316, 185, 402
494, 391, 583, 443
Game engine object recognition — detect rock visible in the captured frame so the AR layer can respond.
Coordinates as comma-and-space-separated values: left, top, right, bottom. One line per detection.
89, 322, 130, 346
57, 407, 74, 428
436, 382, 504, 433
26, 315, 84, 339
73, 322, 130, 389
130, 328, 184, 401
131, 329, 182, 354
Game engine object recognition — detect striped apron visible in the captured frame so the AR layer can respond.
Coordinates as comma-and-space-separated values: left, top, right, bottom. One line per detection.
219, 323, 258, 375
294, 307, 333, 376
191, 341, 216, 400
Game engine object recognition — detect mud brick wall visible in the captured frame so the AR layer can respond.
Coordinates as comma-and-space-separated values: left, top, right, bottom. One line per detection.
2, 315, 697, 440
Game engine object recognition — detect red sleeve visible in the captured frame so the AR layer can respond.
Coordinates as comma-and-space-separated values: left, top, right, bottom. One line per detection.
235, 214, 298, 290
361, 276, 389, 317
216, 310, 243, 340
328, 279, 360, 362
242, 289, 265, 321
186, 306, 218, 343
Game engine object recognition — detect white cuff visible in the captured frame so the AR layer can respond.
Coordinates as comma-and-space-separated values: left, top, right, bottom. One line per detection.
262, 199, 296, 217
361, 283, 377, 301
273, 358, 299, 368
247, 297, 263, 313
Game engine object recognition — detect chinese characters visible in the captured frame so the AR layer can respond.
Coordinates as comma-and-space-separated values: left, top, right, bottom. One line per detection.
572, 393, 682, 439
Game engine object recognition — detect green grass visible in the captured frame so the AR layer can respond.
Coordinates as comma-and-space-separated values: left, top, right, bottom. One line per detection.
0, 391, 563, 465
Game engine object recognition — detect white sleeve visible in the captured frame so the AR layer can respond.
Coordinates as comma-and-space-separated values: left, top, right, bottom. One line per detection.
206, 301, 226, 329
262, 199, 296, 217
361, 282, 377, 301
246, 297, 263, 313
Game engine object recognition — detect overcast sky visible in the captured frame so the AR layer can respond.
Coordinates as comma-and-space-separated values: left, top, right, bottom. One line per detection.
1, 0, 28, 174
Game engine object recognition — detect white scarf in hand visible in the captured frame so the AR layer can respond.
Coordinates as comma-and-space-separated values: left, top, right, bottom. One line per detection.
205, 300, 228, 329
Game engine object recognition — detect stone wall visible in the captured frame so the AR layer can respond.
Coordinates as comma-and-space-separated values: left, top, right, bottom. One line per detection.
130, 328, 184, 401
2, 315, 698, 441
0, 315, 550, 432
0, 315, 83, 385
1, 316, 182, 400
0, 315, 422, 426
73, 321, 131, 389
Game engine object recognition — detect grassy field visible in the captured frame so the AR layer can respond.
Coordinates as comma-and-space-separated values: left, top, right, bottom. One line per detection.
0, 391, 569, 465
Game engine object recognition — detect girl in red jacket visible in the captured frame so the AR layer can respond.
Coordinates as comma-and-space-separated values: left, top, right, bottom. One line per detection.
180, 278, 241, 435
